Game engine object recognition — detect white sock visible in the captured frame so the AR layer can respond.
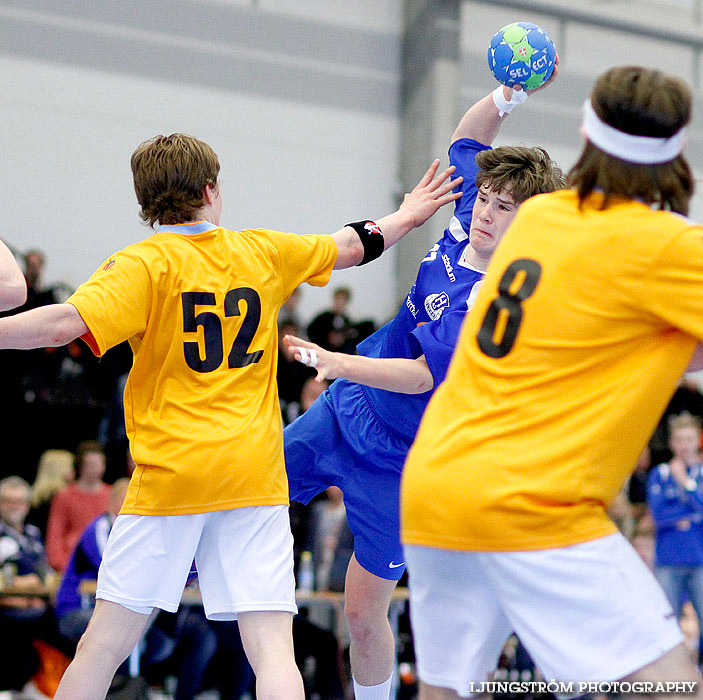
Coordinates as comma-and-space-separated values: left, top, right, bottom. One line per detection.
352, 675, 393, 700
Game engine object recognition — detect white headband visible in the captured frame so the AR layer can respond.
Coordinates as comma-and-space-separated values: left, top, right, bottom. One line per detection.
582, 100, 686, 164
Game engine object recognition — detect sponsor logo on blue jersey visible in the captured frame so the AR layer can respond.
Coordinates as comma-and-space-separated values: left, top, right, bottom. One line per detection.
424, 292, 450, 320
442, 253, 456, 283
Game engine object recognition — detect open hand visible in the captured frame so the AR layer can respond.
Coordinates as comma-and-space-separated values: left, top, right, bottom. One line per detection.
399, 160, 463, 229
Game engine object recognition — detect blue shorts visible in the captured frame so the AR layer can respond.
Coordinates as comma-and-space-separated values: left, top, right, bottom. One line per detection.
284, 380, 412, 581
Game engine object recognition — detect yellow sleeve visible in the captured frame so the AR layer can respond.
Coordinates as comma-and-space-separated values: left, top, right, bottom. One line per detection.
66, 250, 151, 356
251, 230, 338, 296
644, 223, 703, 340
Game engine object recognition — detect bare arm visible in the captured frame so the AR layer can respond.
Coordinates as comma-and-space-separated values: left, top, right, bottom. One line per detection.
331, 160, 463, 269
451, 58, 559, 146
283, 334, 433, 394
0, 240, 27, 311
0, 303, 88, 349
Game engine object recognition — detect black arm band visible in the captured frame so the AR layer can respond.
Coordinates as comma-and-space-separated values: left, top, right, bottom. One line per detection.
345, 220, 385, 266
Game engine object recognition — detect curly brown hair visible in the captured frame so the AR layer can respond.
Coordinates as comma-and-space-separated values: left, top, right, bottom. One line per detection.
475, 146, 565, 204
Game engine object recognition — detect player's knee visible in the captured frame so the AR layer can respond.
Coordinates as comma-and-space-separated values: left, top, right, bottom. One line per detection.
76, 631, 132, 671
344, 600, 385, 643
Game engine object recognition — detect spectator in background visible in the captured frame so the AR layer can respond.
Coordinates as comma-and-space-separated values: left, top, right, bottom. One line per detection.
647, 412, 703, 658
11, 249, 63, 406
54, 478, 130, 645
0, 239, 27, 311
280, 285, 304, 330
650, 379, 703, 465
278, 319, 316, 426
610, 445, 656, 540
0, 476, 54, 694
307, 286, 357, 354
22, 249, 58, 310
46, 441, 110, 572
311, 486, 353, 594
628, 444, 653, 523
27, 449, 75, 538
97, 342, 134, 482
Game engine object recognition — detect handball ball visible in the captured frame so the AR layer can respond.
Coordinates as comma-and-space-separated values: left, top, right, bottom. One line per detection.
487, 22, 556, 89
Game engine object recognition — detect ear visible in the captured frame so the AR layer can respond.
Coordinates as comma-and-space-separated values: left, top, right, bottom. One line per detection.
203, 182, 218, 205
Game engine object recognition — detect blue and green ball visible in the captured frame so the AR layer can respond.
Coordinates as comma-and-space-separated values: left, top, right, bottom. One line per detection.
488, 22, 556, 89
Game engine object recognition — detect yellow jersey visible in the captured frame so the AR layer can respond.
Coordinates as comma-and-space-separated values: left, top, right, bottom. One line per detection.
402, 190, 703, 551
68, 222, 337, 515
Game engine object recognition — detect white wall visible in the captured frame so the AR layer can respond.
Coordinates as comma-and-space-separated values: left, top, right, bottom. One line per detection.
0, 0, 402, 328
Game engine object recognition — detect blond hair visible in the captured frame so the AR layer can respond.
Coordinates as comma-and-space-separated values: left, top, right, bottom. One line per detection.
668, 411, 702, 435
31, 449, 75, 508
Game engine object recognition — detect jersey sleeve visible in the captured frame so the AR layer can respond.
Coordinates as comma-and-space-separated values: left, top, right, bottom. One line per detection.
66, 249, 151, 357
252, 230, 338, 299
448, 138, 491, 234
643, 223, 703, 338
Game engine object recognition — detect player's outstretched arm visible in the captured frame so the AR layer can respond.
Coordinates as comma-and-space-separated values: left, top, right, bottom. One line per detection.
451, 56, 559, 147
283, 334, 433, 394
0, 240, 27, 311
331, 160, 463, 270
0, 303, 88, 349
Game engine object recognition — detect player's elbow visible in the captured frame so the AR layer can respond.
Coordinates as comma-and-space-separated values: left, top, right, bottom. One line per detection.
408, 370, 434, 394
406, 357, 434, 394
0, 279, 27, 312
45, 304, 88, 348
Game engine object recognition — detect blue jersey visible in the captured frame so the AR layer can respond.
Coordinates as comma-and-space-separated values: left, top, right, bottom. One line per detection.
346, 138, 489, 440
647, 462, 703, 567
285, 138, 491, 576
0, 521, 47, 578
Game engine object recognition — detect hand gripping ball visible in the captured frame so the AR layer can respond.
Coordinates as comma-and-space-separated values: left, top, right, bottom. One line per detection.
487, 22, 556, 89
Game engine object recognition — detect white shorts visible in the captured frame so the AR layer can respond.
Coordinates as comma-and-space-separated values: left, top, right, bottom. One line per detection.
96, 505, 296, 620
405, 532, 683, 696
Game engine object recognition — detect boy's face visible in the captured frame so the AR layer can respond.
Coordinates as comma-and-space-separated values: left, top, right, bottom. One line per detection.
469, 184, 518, 257
670, 426, 701, 463
80, 451, 106, 481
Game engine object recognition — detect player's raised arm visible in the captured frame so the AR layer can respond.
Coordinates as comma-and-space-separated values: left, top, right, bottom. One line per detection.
331, 160, 462, 270
451, 56, 559, 147
0, 302, 87, 349
283, 334, 433, 394
0, 240, 27, 311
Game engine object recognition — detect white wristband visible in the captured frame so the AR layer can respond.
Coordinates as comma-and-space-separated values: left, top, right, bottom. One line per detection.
492, 85, 529, 118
